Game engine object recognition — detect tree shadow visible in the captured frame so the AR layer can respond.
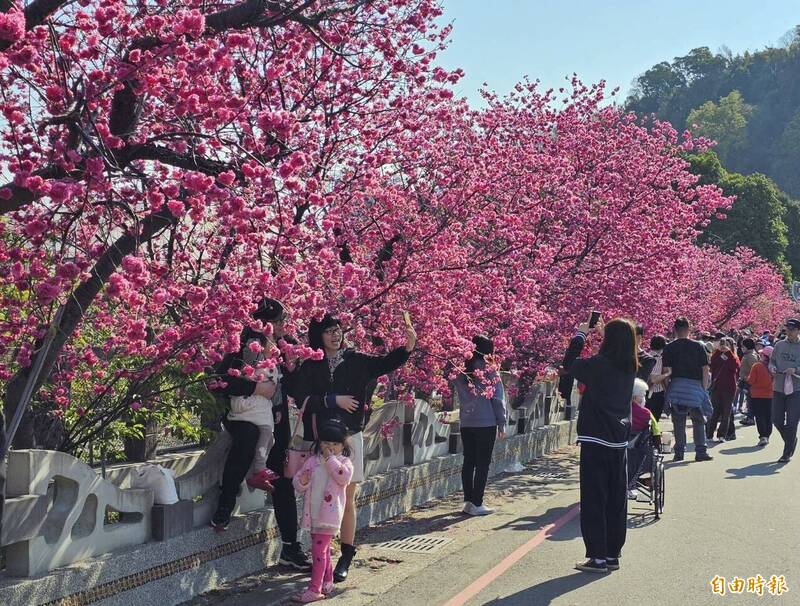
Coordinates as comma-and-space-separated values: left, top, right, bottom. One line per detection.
724, 462, 783, 479
485, 572, 604, 605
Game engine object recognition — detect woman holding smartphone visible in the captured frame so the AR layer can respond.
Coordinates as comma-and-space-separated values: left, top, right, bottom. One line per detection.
707, 337, 740, 442
565, 316, 638, 574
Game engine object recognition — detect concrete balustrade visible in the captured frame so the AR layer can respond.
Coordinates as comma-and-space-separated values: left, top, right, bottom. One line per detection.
0, 379, 571, 606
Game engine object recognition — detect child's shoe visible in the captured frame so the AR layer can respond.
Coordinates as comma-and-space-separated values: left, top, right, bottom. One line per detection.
291, 589, 326, 603
322, 581, 334, 595
246, 468, 280, 491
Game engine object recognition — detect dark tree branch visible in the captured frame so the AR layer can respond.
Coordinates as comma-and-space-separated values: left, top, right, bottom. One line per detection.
0, 0, 67, 52
3, 208, 174, 448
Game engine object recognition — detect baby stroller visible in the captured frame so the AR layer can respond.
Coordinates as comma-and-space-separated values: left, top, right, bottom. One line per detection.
627, 431, 665, 519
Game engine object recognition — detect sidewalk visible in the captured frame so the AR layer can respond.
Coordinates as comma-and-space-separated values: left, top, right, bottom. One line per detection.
185, 447, 581, 606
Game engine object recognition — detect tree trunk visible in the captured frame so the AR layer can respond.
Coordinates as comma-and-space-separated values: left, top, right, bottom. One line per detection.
123, 416, 159, 462
2, 209, 173, 450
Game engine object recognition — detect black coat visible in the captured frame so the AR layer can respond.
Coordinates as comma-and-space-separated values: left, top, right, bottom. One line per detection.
637, 350, 657, 382
558, 332, 587, 400
568, 348, 635, 448
289, 347, 410, 439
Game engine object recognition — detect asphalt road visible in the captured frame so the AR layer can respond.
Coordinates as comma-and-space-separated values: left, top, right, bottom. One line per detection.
188, 420, 799, 606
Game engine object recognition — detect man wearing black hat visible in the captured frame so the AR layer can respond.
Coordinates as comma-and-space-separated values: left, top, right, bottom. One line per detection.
210, 298, 310, 571
768, 319, 800, 463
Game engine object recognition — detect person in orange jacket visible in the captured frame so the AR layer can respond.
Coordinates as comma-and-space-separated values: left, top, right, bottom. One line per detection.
747, 346, 774, 447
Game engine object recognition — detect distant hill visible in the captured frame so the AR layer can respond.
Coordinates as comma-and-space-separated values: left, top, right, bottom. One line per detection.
625, 27, 800, 197
625, 28, 800, 281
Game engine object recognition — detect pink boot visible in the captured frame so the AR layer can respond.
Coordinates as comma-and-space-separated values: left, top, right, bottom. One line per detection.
246, 468, 280, 491
291, 589, 326, 603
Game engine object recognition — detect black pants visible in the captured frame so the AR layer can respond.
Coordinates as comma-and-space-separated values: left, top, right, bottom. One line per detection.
750, 397, 773, 439
645, 391, 665, 421
461, 426, 496, 507
218, 420, 298, 543
726, 410, 737, 439
707, 391, 734, 440
579, 442, 627, 560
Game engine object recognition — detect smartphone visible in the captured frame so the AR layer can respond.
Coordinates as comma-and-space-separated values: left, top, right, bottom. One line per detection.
588, 310, 601, 329
403, 310, 413, 328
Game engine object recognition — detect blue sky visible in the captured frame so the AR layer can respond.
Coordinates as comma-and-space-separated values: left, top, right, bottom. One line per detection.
437, 0, 799, 106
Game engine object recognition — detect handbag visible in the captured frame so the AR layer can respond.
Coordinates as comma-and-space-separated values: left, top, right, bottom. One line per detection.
283, 397, 317, 478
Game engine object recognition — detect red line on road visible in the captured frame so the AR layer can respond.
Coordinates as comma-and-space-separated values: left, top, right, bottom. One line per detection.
443, 503, 581, 606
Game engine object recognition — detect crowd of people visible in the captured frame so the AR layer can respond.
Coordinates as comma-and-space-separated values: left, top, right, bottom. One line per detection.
558, 314, 800, 574
206, 298, 799, 596
208, 299, 509, 603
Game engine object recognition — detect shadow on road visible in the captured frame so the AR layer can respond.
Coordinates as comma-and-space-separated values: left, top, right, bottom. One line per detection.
627, 510, 659, 529
724, 461, 782, 479
719, 445, 761, 455
491, 504, 577, 536
484, 571, 603, 605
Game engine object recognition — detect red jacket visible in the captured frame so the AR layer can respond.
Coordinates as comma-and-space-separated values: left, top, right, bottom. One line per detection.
747, 361, 773, 399
710, 350, 740, 396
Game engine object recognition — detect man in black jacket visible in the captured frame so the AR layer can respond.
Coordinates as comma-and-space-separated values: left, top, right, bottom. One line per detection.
635, 324, 657, 382
210, 299, 310, 571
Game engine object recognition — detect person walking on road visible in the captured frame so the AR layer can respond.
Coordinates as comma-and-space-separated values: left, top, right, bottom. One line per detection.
565, 317, 637, 574
452, 336, 507, 516
747, 345, 774, 447
662, 317, 713, 462
739, 338, 759, 426
707, 337, 740, 443
645, 335, 670, 421
769, 319, 800, 463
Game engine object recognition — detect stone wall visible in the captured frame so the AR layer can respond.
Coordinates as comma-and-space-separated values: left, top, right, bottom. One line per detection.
0, 379, 573, 606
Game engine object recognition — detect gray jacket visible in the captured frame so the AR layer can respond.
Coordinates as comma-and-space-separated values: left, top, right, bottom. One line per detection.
768, 339, 800, 393
453, 361, 507, 429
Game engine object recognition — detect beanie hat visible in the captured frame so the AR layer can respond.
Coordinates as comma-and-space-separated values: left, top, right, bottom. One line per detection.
253, 298, 286, 323
317, 417, 349, 443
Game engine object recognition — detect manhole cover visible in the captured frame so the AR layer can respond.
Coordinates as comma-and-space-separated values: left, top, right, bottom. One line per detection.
373, 535, 452, 554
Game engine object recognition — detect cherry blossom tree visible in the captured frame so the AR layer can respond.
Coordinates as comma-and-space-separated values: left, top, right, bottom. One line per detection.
0, 0, 795, 472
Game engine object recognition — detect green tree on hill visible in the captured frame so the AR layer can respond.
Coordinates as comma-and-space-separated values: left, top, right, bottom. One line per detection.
687, 91, 752, 164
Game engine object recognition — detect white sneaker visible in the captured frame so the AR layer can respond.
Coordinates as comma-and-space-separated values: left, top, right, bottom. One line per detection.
470, 504, 494, 516
462, 501, 474, 514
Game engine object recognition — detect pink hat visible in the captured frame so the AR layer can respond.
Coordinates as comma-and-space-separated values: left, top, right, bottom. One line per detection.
761, 346, 774, 358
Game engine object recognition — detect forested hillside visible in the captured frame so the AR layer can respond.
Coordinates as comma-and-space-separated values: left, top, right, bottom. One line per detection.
626, 28, 800, 193
626, 27, 800, 280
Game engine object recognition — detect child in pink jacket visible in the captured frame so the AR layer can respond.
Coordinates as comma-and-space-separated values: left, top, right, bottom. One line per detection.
292, 418, 354, 603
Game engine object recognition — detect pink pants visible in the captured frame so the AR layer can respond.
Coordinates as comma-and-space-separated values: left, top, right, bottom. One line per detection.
308, 533, 334, 594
